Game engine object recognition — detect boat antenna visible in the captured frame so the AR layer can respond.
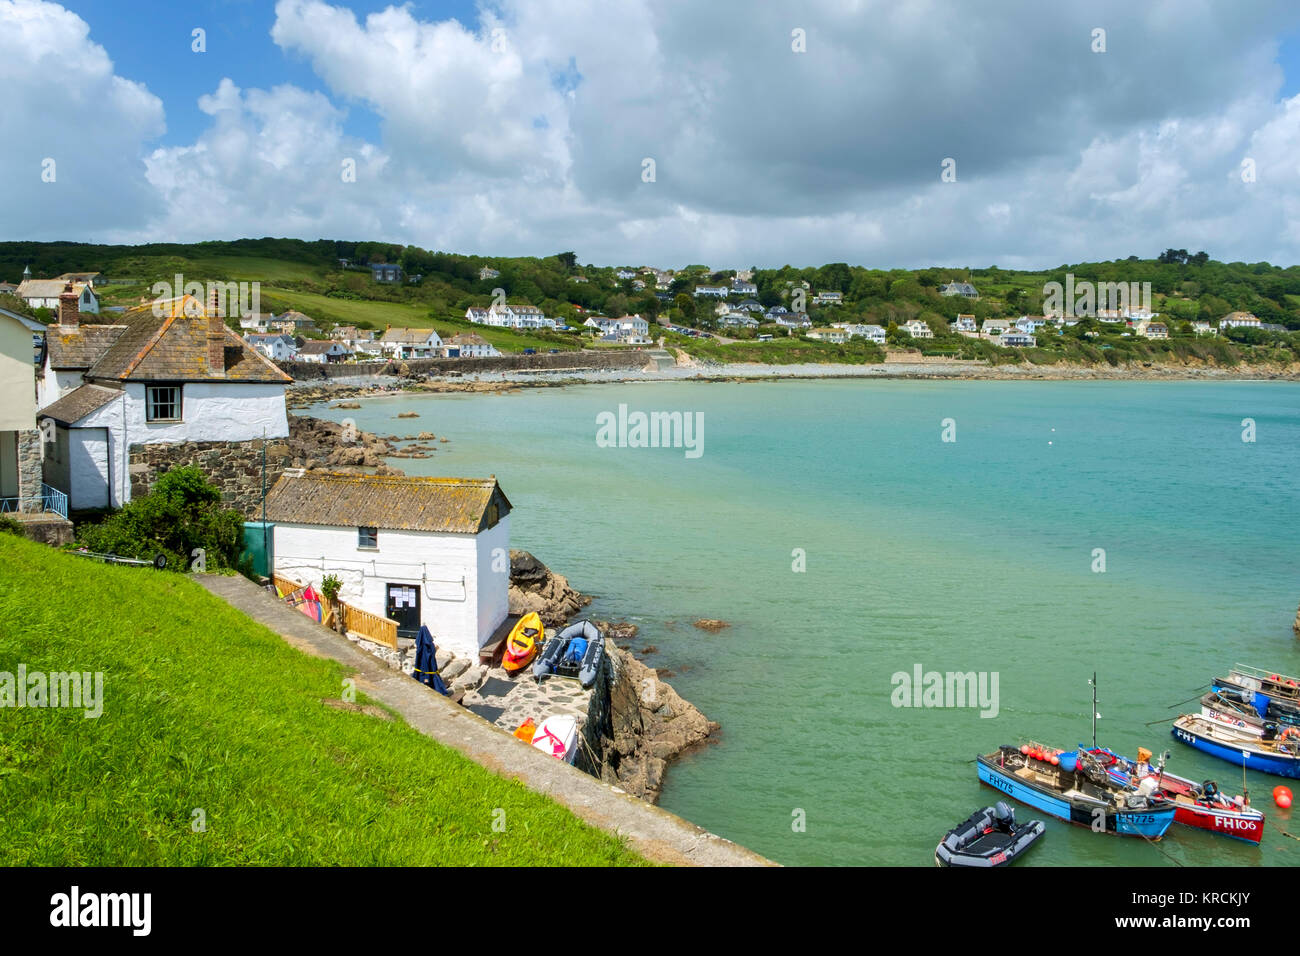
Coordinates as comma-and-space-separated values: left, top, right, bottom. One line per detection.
1241, 751, 1249, 807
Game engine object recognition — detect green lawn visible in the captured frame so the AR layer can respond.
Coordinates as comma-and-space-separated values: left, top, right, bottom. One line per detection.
0, 536, 644, 866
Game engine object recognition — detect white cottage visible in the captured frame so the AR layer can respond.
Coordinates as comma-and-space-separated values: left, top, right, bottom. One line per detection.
37, 289, 292, 510
266, 472, 512, 658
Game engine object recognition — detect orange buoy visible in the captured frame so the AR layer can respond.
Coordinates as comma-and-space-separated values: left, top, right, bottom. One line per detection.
1274, 786, 1293, 809
1050, 755, 1060, 766
1020, 745, 1030, 755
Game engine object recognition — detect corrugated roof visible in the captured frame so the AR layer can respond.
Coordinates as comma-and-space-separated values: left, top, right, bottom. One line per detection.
39, 383, 122, 425
264, 472, 511, 534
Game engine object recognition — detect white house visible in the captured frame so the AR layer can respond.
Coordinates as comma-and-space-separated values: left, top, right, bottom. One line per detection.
902, 319, 934, 339
446, 333, 500, 357
940, 281, 979, 299
694, 286, 729, 298
266, 471, 512, 658
16, 278, 99, 314
812, 291, 844, 306
1136, 321, 1169, 340
478, 267, 500, 281
1000, 331, 1036, 347
378, 327, 443, 359
37, 291, 292, 510
838, 324, 886, 344
731, 280, 758, 296
806, 328, 848, 344
1220, 311, 1261, 330
244, 333, 299, 362
296, 340, 354, 363
950, 314, 978, 335
981, 318, 1012, 337
773, 314, 811, 330
1192, 321, 1217, 336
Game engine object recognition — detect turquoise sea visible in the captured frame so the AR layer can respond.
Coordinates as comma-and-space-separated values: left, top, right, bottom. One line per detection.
309, 379, 1300, 866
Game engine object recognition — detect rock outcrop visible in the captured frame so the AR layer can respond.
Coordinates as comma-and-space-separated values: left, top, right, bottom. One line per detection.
595, 646, 718, 803
508, 549, 591, 626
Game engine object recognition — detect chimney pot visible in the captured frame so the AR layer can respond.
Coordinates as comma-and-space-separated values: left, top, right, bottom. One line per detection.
207, 308, 226, 378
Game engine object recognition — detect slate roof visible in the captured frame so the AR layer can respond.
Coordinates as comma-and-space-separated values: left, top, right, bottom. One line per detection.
49, 296, 291, 383
18, 279, 90, 300
39, 384, 122, 425
265, 472, 511, 534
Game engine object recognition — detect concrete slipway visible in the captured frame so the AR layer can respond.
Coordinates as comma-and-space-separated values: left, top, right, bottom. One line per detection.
197, 574, 774, 867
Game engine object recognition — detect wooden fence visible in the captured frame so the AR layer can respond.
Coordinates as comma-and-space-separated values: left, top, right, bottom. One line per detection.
343, 603, 398, 649
271, 573, 399, 649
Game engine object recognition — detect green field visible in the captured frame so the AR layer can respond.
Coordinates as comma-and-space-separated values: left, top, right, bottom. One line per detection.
0, 536, 644, 866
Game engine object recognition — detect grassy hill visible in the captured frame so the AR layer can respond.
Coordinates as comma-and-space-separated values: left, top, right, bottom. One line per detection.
5, 238, 1300, 366
0, 535, 644, 866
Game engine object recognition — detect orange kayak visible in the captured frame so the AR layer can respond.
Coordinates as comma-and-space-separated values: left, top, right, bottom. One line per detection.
502, 613, 543, 672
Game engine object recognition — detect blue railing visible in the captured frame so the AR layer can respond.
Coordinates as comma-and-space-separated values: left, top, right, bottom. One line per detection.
0, 484, 69, 519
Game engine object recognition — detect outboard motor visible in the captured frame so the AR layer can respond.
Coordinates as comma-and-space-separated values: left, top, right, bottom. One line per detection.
994, 801, 1015, 830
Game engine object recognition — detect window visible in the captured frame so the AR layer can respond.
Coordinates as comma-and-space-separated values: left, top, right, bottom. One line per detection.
358, 526, 378, 549
145, 385, 181, 422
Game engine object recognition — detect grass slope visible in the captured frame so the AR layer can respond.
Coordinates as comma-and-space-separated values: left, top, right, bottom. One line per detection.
0, 536, 644, 866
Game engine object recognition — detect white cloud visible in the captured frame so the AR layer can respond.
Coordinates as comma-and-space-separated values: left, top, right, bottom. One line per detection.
6, 0, 1300, 268
0, 0, 164, 239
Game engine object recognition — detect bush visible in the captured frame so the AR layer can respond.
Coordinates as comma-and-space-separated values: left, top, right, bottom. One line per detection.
77, 467, 245, 571
0, 515, 23, 536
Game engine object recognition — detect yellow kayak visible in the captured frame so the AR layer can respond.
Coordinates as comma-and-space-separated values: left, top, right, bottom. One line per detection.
502, 613, 543, 672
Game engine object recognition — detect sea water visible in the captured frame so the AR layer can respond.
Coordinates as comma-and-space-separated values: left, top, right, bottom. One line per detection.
309, 379, 1300, 866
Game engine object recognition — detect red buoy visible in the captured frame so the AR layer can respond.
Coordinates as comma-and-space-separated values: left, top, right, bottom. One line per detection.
1274, 786, 1293, 809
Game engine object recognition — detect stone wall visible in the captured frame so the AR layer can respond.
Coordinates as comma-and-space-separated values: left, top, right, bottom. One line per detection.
279, 348, 649, 380
17, 429, 43, 512
129, 440, 297, 520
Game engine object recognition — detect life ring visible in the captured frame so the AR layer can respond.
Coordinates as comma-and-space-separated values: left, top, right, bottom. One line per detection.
1278, 727, 1300, 742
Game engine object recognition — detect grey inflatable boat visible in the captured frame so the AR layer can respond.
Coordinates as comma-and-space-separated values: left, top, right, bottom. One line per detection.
935, 803, 1045, 867
533, 620, 605, 687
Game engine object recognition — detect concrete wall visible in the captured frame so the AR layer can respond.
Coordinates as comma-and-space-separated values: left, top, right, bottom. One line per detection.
271, 519, 510, 658
280, 348, 649, 380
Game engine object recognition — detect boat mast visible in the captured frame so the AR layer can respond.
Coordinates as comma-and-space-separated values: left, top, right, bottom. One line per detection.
1091, 672, 1098, 749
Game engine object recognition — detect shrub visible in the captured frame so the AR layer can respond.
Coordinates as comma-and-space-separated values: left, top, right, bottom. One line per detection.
78, 467, 245, 571
0, 515, 23, 536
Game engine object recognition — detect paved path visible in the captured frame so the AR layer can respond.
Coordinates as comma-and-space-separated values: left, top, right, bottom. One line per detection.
196, 573, 774, 867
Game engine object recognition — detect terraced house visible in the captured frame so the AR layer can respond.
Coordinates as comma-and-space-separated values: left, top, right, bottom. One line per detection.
36, 287, 291, 510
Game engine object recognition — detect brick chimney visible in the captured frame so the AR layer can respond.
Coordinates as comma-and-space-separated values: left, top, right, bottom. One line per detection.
57, 282, 80, 329
207, 289, 226, 378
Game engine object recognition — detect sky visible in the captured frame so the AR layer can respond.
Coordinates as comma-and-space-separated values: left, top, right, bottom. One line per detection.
5, 0, 1300, 270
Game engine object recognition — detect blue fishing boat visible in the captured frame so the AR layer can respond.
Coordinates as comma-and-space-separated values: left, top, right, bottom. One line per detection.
1172, 714, 1300, 779
976, 744, 1176, 838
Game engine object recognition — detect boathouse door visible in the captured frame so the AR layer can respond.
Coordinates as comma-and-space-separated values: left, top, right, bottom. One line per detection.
386, 584, 421, 639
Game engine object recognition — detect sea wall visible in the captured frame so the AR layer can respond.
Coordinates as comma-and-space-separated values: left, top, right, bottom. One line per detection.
279, 349, 650, 380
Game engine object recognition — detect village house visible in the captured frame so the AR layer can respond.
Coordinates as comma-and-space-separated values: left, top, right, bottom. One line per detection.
445, 333, 500, 358
738, 299, 764, 313
731, 280, 758, 296
296, 340, 354, 364
902, 319, 934, 339
694, 285, 729, 298
806, 328, 848, 344
1192, 321, 1217, 336
718, 312, 759, 328
244, 333, 298, 362
940, 281, 979, 299
266, 471, 512, 658
330, 326, 375, 342
16, 276, 100, 314
981, 318, 1012, 337
478, 266, 500, 281
1015, 315, 1048, 333
1220, 311, 1261, 330
1000, 330, 1036, 347
950, 314, 978, 336
773, 314, 812, 330
378, 327, 443, 359
369, 263, 404, 284
833, 323, 886, 344
238, 313, 275, 333
616, 268, 637, 280
37, 290, 291, 510
1136, 320, 1168, 340
56, 272, 107, 288
270, 310, 318, 334
812, 291, 844, 306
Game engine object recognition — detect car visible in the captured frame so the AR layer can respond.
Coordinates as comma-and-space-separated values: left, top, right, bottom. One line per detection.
523, 348, 536, 354
548, 349, 558, 353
